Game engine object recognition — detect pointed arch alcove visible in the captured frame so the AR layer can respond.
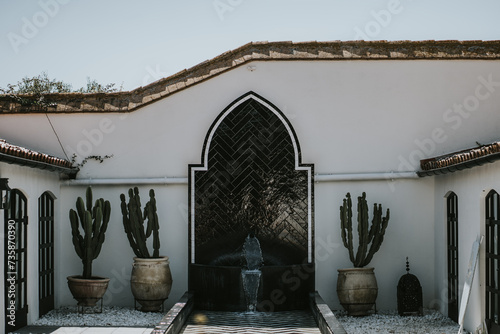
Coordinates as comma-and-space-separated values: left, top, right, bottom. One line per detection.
188, 92, 314, 311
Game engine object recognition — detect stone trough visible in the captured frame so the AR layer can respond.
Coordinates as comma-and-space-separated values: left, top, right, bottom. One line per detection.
151, 291, 346, 334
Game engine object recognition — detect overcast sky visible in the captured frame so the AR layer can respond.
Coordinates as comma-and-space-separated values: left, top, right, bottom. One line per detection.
1, 0, 499, 91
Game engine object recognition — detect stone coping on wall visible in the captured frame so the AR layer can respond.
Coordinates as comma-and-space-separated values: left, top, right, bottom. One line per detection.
152, 291, 194, 334
309, 292, 347, 334
1, 40, 500, 114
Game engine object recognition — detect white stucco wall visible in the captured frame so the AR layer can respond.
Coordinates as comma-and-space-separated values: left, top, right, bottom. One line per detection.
0, 162, 61, 329
0, 59, 499, 328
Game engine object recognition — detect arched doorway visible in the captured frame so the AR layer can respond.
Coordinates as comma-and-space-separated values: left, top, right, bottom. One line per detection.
188, 92, 314, 311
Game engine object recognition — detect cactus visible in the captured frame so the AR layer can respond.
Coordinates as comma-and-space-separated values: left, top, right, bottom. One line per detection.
120, 187, 160, 258
69, 186, 111, 279
340, 192, 390, 268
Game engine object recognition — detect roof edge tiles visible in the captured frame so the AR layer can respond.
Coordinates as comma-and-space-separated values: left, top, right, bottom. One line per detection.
0, 139, 78, 177
1, 40, 500, 114
418, 141, 500, 176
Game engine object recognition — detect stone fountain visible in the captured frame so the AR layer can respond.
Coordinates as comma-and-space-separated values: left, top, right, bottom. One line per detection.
241, 234, 263, 312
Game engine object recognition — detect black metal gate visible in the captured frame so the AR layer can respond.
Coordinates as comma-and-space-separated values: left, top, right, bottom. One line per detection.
38, 192, 54, 318
446, 192, 458, 322
486, 190, 500, 334
4, 189, 28, 333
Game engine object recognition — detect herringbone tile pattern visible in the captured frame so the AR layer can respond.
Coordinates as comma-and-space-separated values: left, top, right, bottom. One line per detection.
180, 311, 321, 334
194, 99, 309, 262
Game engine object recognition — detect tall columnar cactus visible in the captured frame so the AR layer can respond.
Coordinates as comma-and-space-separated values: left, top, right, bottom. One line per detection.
120, 187, 160, 258
69, 186, 111, 279
340, 192, 390, 268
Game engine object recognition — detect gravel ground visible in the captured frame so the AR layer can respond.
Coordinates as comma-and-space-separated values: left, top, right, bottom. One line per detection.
335, 309, 463, 334
33, 306, 163, 327
34, 306, 463, 333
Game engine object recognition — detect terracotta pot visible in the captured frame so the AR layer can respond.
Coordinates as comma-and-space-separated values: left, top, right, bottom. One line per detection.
337, 267, 378, 316
130, 256, 173, 312
67, 275, 110, 307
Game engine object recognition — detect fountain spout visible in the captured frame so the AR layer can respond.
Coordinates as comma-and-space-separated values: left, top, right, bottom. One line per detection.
242, 234, 263, 311
243, 234, 263, 270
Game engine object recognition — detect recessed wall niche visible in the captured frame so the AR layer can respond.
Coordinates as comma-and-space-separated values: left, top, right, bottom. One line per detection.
188, 92, 314, 311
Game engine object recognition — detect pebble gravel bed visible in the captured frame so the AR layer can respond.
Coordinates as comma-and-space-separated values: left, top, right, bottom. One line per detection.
335, 309, 464, 334
33, 306, 163, 327
33, 306, 464, 333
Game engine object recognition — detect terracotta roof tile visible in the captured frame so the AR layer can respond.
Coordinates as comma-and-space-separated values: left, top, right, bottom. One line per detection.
0, 139, 77, 176
1, 40, 500, 114
419, 141, 500, 176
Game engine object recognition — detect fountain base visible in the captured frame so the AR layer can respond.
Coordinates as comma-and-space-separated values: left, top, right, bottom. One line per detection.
189, 263, 314, 312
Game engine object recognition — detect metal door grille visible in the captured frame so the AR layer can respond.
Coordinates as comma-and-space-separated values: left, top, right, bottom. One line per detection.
486, 190, 500, 333
39, 192, 55, 317
446, 192, 458, 322
4, 189, 28, 332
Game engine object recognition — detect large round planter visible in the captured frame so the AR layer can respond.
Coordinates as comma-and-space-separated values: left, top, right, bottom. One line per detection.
337, 267, 378, 316
67, 275, 110, 307
131, 256, 173, 312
